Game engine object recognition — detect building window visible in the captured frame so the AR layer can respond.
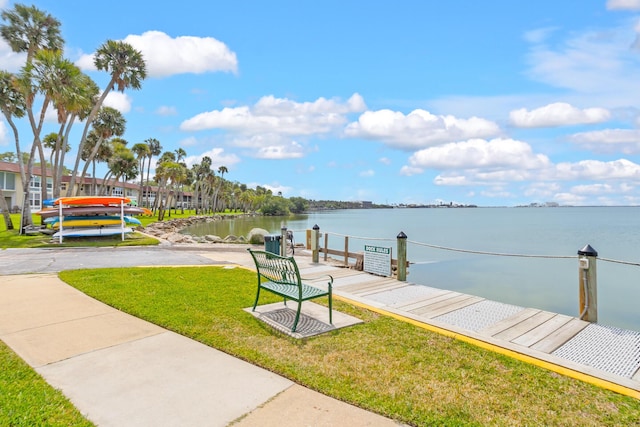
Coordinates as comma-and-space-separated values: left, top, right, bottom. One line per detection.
30, 176, 39, 189
0, 172, 16, 190
29, 190, 41, 209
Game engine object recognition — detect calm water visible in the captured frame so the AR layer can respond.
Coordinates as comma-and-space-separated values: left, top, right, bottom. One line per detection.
182, 207, 640, 331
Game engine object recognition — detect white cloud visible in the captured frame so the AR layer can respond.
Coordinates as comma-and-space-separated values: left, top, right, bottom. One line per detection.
509, 102, 610, 128
568, 129, 640, 154
406, 138, 550, 170
184, 147, 240, 169
525, 23, 640, 97
254, 141, 305, 159
179, 136, 198, 147
156, 106, 177, 116
552, 158, 640, 181
523, 27, 558, 44
523, 182, 562, 198
607, 0, 640, 10
181, 93, 365, 136
77, 31, 238, 78
379, 157, 391, 165
345, 109, 500, 150
399, 165, 424, 176
0, 121, 8, 146
552, 192, 587, 205
0, 38, 25, 72
570, 183, 617, 195
247, 182, 292, 196
103, 91, 132, 113
359, 169, 375, 177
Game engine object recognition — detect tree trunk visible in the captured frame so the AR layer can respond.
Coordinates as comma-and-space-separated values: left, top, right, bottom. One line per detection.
0, 189, 14, 230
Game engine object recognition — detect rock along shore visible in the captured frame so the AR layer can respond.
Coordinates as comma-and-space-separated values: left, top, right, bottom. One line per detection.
142, 214, 264, 245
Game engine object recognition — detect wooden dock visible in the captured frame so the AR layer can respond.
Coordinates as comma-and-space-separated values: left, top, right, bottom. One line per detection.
295, 260, 640, 396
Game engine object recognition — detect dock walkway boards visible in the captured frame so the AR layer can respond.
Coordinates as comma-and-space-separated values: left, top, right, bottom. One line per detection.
297, 263, 640, 393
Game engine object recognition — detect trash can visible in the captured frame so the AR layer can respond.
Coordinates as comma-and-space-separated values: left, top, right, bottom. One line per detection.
264, 234, 281, 254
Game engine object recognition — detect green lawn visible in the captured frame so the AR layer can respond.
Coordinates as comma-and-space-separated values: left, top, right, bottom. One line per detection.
0, 209, 243, 248
57, 266, 640, 426
0, 341, 94, 426
3, 210, 639, 425
0, 212, 163, 248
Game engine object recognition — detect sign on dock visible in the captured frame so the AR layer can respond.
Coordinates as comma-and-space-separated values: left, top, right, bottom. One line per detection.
364, 245, 392, 277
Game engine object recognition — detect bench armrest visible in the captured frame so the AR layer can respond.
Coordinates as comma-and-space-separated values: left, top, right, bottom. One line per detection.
300, 274, 333, 289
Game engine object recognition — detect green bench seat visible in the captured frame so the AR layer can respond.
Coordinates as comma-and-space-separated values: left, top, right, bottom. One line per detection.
247, 249, 333, 332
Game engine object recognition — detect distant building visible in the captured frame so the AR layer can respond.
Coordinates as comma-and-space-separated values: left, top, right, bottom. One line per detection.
360, 201, 373, 208
0, 161, 193, 211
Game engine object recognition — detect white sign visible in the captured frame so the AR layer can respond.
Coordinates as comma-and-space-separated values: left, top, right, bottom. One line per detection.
364, 245, 392, 277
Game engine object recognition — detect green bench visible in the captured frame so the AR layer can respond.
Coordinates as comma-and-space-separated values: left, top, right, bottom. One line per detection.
247, 249, 333, 332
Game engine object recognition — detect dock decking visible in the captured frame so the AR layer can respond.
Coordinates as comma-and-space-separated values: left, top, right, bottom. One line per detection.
296, 261, 640, 395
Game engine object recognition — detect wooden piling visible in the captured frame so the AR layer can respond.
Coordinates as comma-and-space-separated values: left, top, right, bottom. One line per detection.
577, 244, 598, 323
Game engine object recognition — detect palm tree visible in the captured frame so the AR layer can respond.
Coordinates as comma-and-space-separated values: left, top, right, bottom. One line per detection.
54, 73, 98, 197
153, 152, 182, 220
213, 165, 228, 212
174, 148, 187, 212
0, 71, 26, 187
144, 138, 162, 208
0, 4, 63, 65
78, 106, 126, 194
102, 141, 137, 196
19, 49, 87, 206
152, 151, 175, 213
191, 156, 211, 213
68, 40, 146, 195
131, 142, 150, 206
1, 4, 63, 231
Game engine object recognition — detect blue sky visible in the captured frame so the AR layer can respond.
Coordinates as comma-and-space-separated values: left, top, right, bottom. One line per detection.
3, 0, 640, 206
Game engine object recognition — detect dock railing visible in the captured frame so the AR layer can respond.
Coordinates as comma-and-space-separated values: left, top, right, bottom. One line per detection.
288, 225, 640, 325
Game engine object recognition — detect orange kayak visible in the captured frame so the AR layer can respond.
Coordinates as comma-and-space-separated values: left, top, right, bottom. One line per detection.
54, 196, 131, 206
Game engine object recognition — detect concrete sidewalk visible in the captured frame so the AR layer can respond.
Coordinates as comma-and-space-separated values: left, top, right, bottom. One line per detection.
0, 273, 402, 426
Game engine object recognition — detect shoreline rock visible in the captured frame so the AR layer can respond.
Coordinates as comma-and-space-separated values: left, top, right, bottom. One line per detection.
142, 214, 260, 245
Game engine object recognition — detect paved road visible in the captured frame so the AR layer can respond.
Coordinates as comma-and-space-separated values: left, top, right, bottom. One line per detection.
0, 244, 251, 275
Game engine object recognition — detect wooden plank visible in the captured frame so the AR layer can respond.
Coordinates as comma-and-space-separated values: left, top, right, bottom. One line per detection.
421, 296, 484, 319
321, 269, 363, 279
411, 293, 474, 316
297, 265, 339, 275
340, 278, 397, 293
511, 314, 573, 348
479, 308, 540, 337
305, 272, 378, 287
530, 318, 590, 354
391, 288, 453, 310
403, 291, 460, 313
357, 282, 411, 296
493, 311, 556, 342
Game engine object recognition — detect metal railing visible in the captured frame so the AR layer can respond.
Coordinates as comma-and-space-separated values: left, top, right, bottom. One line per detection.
294, 225, 640, 324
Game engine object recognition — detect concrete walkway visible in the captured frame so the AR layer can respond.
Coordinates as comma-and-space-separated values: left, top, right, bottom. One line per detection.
0, 272, 402, 426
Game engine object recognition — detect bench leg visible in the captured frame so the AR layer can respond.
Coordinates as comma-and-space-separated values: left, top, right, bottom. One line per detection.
329, 294, 333, 325
252, 287, 262, 312
292, 303, 302, 332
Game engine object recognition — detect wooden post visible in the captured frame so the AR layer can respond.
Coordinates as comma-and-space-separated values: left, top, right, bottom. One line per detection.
311, 224, 320, 263
280, 226, 287, 257
324, 232, 328, 261
577, 244, 598, 322
397, 231, 407, 281
344, 236, 349, 266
